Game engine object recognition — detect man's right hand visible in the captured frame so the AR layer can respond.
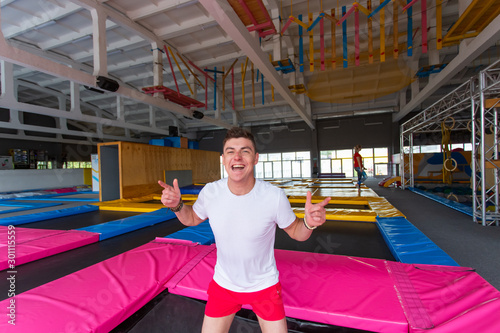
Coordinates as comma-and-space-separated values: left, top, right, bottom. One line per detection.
158, 179, 182, 208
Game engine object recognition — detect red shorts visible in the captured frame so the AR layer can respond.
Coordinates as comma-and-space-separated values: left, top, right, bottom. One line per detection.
205, 279, 285, 321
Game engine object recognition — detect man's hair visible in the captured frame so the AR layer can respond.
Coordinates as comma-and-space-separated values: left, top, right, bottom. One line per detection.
223, 127, 257, 152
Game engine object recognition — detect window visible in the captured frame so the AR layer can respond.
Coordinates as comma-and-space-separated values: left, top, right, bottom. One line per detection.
320, 147, 389, 177
220, 151, 311, 179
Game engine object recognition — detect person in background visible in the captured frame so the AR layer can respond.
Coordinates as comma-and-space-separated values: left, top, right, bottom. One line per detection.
353, 144, 367, 188
159, 127, 331, 333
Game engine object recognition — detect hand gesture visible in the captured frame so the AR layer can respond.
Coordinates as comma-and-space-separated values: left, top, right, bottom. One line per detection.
304, 191, 331, 228
158, 179, 182, 208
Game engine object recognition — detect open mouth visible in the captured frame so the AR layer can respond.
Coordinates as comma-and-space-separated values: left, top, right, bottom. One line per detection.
231, 164, 245, 171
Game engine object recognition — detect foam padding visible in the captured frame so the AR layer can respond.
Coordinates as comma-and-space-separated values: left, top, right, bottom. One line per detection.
180, 184, 204, 195
0, 204, 99, 226
16, 191, 99, 202
78, 208, 176, 240
167, 244, 500, 332
367, 197, 406, 218
0, 240, 210, 332
165, 220, 215, 245
4, 241, 499, 332
0, 201, 62, 215
0, 226, 99, 269
376, 216, 459, 266
408, 187, 473, 216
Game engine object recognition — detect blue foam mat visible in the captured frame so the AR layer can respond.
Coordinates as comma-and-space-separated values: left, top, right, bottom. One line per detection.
408, 187, 473, 216
0, 201, 63, 215
165, 220, 214, 245
376, 216, 459, 266
0, 204, 98, 226
78, 208, 177, 241
180, 185, 204, 195
12, 191, 99, 202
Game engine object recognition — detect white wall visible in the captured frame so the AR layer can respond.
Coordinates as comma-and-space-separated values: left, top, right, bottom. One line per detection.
0, 169, 85, 192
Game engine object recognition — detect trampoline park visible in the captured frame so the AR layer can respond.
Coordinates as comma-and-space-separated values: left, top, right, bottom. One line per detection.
1, 139, 499, 333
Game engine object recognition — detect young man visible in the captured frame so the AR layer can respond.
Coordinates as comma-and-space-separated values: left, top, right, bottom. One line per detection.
159, 127, 331, 333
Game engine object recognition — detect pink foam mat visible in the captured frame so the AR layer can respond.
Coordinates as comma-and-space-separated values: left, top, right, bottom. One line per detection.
0, 240, 210, 332
1, 241, 500, 332
168, 247, 500, 332
0, 226, 99, 270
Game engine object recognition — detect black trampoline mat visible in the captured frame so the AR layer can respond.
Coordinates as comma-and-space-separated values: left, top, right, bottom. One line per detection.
275, 220, 395, 260
112, 291, 373, 333
20, 210, 139, 230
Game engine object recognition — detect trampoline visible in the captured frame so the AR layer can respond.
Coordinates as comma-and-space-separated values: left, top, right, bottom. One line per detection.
1, 180, 497, 332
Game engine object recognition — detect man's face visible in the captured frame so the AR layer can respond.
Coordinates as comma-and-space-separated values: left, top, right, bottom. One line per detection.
222, 137, 259, 181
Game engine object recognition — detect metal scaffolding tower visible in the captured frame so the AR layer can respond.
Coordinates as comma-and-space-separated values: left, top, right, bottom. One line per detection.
400, 59, 500, 226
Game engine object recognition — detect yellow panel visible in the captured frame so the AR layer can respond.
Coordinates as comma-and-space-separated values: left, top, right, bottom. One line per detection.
83, 168, 92, 186
293, 208, 377, 222
367, 197, 405, 218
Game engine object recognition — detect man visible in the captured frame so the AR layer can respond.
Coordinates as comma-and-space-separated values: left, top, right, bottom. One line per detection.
159, 127, 330, 333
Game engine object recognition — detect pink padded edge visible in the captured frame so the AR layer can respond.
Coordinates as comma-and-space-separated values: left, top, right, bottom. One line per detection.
0, 241, 208, 332
169, 247, 500, 333
390, 261, 500, 332
169, 249, 408, 332
0, 226, 99, 270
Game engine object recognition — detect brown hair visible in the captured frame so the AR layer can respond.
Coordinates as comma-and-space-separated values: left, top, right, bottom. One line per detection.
223, 127, 257, 152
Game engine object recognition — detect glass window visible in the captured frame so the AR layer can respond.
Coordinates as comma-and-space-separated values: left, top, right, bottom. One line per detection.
282, 152, 295, 160
374, 148, 388, 157
301, 160, 311, 177
268, 153, 281, 161
362, 149, 373, 157
331, 159, 342, 173
255, 163, 264, 179
421, 145, 440, 153
342, 159, 353, 177
264, 161, 273, 178
320, 159, 331, 173
259, 153, 268, 162
273, 161, 282, 178
464, 143, 472, 151
296, 151, 309, 160
337, 149, 352, 158
374, 157, 388, 163
375, 164, 388, 176
292, 161, 302, 177
282, 161, 292, 178
320, 150, 332, 159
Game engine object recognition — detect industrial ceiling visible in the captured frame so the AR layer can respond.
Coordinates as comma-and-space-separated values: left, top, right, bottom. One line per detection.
0, 0, 499, 144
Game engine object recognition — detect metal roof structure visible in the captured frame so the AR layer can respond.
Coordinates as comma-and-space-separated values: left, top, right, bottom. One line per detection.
0, 0, 499, 144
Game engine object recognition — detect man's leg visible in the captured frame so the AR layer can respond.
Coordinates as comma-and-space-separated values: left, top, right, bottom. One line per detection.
256, 315, 287, 333
201, 313, 236, 333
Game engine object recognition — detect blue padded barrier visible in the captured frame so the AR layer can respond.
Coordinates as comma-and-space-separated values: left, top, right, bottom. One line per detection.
0, 201, 62, 214
12, 191, 99, 202
79, 208, 176, 241
376, 216, 459, 266
408, 187, 473, 216
180, 185, 204, 195
0, 204, 98, 226
165, 220, 214, 245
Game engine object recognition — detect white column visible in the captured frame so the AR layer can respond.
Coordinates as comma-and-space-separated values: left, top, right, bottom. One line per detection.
91, 8, 108, 76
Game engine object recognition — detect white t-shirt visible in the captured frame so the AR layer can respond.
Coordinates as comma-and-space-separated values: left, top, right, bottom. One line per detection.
193, 178, 296, 292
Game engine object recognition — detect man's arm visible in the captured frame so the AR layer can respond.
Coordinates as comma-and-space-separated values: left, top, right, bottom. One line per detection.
158, 179, 205, 226
284, 191, 331, 241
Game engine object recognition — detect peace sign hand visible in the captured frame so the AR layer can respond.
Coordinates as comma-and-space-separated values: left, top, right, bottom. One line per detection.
158, 179, 182, 208
304, 191, 331, 229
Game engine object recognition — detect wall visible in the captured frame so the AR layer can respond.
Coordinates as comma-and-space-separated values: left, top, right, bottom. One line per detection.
99, 141, 221, 200
0, 169, 85, 192
0, 137, 97, 167
198, 114, 394, 154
